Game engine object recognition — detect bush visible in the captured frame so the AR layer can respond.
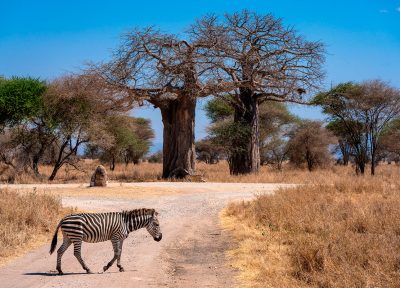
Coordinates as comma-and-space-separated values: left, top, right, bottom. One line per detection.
148, 150, 163, 163
0, 189, 73, 260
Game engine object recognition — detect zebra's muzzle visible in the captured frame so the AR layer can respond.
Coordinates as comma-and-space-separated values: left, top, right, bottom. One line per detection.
154, 234, 162, 242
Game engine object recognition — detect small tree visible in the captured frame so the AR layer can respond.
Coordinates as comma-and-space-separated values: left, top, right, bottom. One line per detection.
261, 124, 296, 170
148, 150, 163, 163
195, 139, 225, 164
89, 115, 154, 170
125, 117, 154, 165
287, 121, 335, 171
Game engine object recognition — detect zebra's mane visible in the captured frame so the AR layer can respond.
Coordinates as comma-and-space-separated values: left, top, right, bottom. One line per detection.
122, 208, 155, 218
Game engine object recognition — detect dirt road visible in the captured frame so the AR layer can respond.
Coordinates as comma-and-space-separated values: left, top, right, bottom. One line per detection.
0, 182, 294, 288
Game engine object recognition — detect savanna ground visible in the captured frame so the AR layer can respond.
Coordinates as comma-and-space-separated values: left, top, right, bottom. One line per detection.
222, 166, 400, 287
0, 162, 399, 287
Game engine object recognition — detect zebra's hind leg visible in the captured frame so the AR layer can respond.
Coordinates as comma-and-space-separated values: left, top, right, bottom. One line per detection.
56, 237, 71, 275
103, 239, 121, 272
116, 240, 125, 272
73, 241, 93, 274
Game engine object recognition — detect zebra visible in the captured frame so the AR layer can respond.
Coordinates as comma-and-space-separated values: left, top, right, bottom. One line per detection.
49, 208, 162, 275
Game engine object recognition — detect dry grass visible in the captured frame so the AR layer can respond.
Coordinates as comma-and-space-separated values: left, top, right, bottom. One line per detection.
10, 161, 163, 183
221, 168, 400, 288
0, 189, 75, 266
6, 159, 399, 184
7, 184, 183, 199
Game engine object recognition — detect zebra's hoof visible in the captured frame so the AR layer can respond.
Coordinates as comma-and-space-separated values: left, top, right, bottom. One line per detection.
57, 271, 63, 275
86, 269, 94, 274
103, 266, 109, 272
119, 267, 125, 272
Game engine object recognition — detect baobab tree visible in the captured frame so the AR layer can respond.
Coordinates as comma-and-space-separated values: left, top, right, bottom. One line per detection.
192, 11, 325, 174
94, 28, 239, 178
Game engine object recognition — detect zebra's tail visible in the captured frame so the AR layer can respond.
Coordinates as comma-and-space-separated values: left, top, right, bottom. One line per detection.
49, 220, 62, 255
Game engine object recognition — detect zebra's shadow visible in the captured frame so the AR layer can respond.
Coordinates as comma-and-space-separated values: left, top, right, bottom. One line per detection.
24, 270, 137, 276
24, 272, 87, 276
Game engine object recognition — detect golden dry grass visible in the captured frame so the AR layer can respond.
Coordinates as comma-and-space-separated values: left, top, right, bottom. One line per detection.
0, 189, 75, 266
221, 167, 400, 288
7, 161, 162, 184
7, 159, 399, 184
9, 184, 183, 199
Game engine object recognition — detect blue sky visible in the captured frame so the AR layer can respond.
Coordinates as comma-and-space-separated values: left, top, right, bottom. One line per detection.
1, 1, 399, 152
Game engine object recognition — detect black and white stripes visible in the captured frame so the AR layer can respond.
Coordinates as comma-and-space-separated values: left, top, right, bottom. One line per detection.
49, 208, 162, 275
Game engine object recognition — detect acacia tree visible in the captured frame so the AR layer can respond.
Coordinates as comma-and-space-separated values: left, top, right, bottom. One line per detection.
193, 10, 325, 174
0, 77, 45, 127
45, 74, 133, 180
94, 28, 238, 178
11, 121, 58, 176
315, 80, 400, 175
0, 77, 55, 176
0, 75, 133, 179
87, 115, 154, 170
287, 121, 335, 171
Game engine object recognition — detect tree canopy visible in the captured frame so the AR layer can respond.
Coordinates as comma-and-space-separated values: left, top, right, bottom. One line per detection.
192, 10, 325, 174
314, 80, 400, 174
0, 77, 46, 126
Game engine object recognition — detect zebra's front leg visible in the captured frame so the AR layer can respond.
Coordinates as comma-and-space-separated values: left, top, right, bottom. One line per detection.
116, 240, 125, 272
56, 237, 71, 275
73, 241, 93, 274
103, 239, 121, 272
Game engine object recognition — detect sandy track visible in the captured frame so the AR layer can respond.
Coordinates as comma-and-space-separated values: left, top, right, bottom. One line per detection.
0, 182, 293, 288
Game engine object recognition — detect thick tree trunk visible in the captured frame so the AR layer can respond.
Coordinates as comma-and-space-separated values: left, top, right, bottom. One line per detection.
160, 97, 196, 179
229, 90, 260, 175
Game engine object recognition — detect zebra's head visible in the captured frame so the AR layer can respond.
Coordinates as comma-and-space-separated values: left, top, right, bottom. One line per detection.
146, 210, 162, 242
